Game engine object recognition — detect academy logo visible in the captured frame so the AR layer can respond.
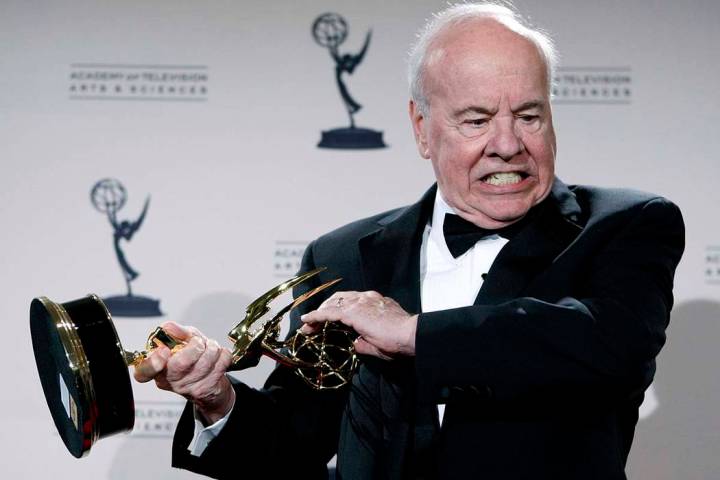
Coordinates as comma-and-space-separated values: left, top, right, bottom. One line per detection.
91, 178, 162, 316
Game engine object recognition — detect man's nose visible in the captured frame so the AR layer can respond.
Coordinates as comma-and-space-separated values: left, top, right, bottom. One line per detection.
485, 119, 524, 160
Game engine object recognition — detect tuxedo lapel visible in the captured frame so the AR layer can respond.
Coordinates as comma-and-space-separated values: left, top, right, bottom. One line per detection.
357, 185, 436, 314
475, 178, 584, 306
355, 186, 435, 478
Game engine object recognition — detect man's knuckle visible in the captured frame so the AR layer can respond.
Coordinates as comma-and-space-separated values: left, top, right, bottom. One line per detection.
169, 354, 195, 374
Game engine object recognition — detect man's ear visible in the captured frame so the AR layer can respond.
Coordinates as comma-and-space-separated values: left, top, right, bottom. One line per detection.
409, 100, 430, 159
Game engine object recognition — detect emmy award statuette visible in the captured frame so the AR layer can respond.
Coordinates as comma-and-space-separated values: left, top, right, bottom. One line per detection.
91, 178, 162, 317
30, 268, 358, 458
313, 12, 387, 149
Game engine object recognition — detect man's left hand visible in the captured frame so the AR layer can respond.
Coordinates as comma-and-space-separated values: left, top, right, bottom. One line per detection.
301, 291, 417, 360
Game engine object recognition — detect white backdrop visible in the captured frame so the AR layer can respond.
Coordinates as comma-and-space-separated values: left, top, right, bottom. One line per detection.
1, 0, 719, 478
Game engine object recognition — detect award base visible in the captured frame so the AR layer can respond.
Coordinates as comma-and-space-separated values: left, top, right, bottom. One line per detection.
30, 295, 135, 458
103, 294, 162, 318
318, 127, 387, 149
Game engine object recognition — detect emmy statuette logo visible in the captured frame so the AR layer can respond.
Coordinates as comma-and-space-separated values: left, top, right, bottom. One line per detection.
91, 178, 162, 317
312, 13, 386, 149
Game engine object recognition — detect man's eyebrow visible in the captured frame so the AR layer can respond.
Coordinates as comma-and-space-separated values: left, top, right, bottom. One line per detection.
512, 100, 546, 113
452, 106, 495, 117
452, 101, 546, 117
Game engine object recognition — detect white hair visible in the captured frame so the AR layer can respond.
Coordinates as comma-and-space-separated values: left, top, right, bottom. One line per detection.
408, 1, 558, 115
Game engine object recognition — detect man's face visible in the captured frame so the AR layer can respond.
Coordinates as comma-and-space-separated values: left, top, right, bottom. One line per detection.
411, 20, 556, 229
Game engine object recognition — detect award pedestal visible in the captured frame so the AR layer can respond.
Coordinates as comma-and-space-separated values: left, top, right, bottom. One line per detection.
318, 127, 387, 149
30, 296, 136, 458
103, 294, 162, 318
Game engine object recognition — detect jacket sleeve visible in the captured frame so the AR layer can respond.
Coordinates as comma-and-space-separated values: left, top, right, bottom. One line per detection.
414, 197, 685, 413
171, 241, 348, 479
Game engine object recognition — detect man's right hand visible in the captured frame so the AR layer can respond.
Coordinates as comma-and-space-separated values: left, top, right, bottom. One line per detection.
134, 321, 235, 425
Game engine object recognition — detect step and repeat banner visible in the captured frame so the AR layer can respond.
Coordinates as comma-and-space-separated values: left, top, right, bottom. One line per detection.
1, 0, 718, 478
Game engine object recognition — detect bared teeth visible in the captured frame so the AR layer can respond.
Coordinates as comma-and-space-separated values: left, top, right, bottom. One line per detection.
482, 172, 523, 185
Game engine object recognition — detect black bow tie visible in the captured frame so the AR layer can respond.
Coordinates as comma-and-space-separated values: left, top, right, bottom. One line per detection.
443, 214, 524, 258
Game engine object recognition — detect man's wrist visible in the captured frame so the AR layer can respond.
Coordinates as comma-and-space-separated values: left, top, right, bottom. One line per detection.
401, 314, 418, 356
195, 376, 236, 425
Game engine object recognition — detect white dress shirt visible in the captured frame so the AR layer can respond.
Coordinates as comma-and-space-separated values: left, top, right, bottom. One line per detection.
189, 189, 508, 454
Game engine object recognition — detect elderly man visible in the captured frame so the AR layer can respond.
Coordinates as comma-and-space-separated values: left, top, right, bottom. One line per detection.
137, 3, 684, 479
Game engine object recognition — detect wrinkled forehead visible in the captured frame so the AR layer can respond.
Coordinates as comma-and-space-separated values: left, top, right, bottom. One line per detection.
424, 19, 550, 98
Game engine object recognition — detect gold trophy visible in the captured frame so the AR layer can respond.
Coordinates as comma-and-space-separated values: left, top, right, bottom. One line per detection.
30, 267, 357, 458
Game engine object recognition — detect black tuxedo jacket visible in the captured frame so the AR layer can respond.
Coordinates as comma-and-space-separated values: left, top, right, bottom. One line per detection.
171, 180, 684, 480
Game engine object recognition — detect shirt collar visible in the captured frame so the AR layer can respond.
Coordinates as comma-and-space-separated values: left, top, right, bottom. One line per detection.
431, 189, 456, 225
429, 189, 458, 247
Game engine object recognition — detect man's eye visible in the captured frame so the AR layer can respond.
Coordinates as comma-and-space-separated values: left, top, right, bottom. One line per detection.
519, 115, 539, 123
466, 118, 488, 126
457, 118, 489, 138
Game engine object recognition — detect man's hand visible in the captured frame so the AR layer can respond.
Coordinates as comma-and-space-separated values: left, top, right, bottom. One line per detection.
133, 321, 235, 425
301, 291, 418, 360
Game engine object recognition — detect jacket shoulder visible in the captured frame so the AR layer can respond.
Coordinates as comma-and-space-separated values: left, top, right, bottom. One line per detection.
313, 205, 406, 247
299, 205, 407, 279
567, 184, 681, 225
